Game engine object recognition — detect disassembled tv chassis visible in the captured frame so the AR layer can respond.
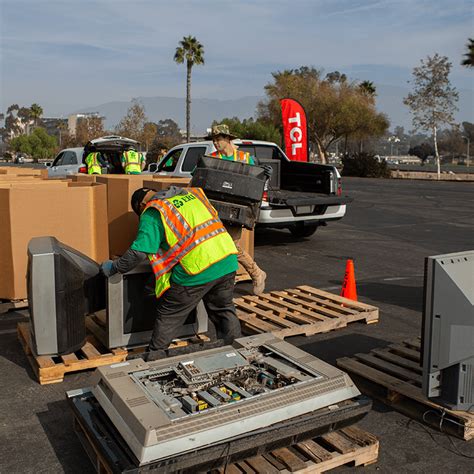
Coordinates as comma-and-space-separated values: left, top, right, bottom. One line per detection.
88, 333, 362, 465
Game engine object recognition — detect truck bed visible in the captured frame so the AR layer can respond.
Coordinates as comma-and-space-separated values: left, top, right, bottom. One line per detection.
268, 189, 353, 207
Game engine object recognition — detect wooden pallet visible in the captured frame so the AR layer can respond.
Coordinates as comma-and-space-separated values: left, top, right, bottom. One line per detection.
17, 322, 128, 385
234, 285, 379, 338
211, 425, 378, 474
337, 338, 474, 441
73, 407, 378, 474
0, 298, 28, 314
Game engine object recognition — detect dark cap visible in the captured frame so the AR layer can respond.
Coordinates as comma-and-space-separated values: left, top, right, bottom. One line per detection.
131, 187, 153, 216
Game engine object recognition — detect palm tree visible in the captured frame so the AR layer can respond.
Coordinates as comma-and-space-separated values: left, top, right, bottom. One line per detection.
30, 103, 43, 127
174, 36, 204, 142
358, 81, 376, 97
461, 38, 474, 68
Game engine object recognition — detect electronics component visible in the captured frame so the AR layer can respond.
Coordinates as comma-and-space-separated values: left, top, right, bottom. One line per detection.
90, 333, 362, 464
422, 250, 474, 410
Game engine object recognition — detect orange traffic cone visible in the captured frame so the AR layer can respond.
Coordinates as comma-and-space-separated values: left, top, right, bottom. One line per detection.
341, 259, 358, 301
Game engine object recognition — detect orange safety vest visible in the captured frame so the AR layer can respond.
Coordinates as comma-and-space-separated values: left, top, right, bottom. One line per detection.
211, 149, 251, 164
144, 187, 237, 297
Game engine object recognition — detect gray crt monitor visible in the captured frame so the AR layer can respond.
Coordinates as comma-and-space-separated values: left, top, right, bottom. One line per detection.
90, 333, 361, 465
422, 250, 474, 410
89, 261, 208, 349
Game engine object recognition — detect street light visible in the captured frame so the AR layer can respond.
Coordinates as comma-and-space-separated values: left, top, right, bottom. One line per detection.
463, 135, 470, 170
388, 136, 400, 157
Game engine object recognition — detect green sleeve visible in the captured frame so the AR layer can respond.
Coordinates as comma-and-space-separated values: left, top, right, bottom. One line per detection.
130, 208, 164, 254
249, 155, 256, 165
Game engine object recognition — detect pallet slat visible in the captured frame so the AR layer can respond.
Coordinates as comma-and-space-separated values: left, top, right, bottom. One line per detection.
337, 338, 474, 441
0, 298, 28, 314
17, 322, 128, 384
234, 285, 379, 339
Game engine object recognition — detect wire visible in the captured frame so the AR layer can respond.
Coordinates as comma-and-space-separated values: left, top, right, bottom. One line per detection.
399, 414, 474, 460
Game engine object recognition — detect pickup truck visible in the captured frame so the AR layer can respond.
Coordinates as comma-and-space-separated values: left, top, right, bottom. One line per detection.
148, 140, 351, 238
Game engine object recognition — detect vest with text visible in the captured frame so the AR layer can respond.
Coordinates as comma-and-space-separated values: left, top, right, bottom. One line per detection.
143, 188, 237, 297
123, 150, 141, 174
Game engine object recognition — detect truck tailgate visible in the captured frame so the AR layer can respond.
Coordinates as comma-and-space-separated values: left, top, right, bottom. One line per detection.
268, 190, 353, 207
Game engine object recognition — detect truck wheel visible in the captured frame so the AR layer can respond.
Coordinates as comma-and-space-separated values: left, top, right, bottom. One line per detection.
288, 224, 319, 238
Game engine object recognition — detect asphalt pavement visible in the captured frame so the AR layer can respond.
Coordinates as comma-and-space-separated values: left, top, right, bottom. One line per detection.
1, 177, 473, 473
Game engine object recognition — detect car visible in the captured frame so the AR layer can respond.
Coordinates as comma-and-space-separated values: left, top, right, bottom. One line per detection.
46, 136, 141, 178
148, 140, 351, 238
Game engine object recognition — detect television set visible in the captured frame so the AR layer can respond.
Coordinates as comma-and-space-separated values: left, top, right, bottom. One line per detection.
421, 250, 474, 410
27, 237, 105, 356
89, 261, 208, 349
190, 155, 266, 229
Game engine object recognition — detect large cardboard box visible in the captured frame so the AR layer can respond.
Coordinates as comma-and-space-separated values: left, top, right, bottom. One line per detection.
71, 174, 97, 183
0, 167, 48, 178
96, 175, 148, 257
0, 182, 109, 300
142, 176, 191, 191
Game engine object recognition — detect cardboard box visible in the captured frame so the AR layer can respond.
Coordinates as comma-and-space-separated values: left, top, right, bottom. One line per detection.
96, 175, 148, 257
71, 174, 97, 183
0, 167, 48, 178
142, 176, 191, 191
0, 182, 109, 300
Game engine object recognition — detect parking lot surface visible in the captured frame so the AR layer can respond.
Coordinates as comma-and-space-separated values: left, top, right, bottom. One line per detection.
1, 177, 473, 472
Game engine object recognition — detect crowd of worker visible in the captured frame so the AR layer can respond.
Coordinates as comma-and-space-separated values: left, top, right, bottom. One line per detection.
99, 123, 269, 360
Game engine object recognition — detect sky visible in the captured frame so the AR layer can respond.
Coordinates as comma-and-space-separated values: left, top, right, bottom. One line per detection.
1, 0, 473, 123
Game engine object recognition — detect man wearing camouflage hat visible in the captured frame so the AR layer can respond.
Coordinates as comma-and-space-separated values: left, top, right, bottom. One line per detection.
207, 123, 271, 295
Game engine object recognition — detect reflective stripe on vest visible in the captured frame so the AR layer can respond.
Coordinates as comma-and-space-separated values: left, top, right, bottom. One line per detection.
211, 149, 251, 164
85, 152, 101, 174
123, 150, 141, 174
144, 188, 237, 297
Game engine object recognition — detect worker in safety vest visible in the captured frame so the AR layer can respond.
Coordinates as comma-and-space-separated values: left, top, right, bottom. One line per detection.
207, 123, 272, 295
121, 146, 145, 174
100, 186, 241, 359
84, 149, 105, 175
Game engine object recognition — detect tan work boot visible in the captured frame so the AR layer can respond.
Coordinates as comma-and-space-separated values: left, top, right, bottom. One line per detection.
253, 269, 267, 295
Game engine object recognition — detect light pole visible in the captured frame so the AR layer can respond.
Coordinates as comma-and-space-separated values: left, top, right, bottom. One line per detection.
388, 136, 400, 157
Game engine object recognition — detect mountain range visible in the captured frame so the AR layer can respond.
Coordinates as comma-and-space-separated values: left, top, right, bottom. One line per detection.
75, 85, 474, 133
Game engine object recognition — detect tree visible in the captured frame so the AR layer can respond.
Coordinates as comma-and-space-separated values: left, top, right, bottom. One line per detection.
408, 142, 435, 162
403, 54, 459, 178
215, 117, 281, 143
258, 67, 389, 162
325, 71, 347, 83
174, 36, 205, 142
30, 103, 43, 127
461, 38, 474, 68
10, 127, 57, 162
155, 118, 182, 147
75, 116, 105, 144
437, 126, 465, 158
115, 99, 148, 143
142, 122, 158, 151
358, 80, 376, 98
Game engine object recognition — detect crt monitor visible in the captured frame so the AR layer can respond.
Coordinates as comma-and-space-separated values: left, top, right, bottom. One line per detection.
421, 250, 474, 410
27, 236, 105, 356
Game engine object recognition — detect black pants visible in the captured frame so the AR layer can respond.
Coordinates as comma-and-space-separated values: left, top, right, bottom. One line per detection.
148, 272, 240, 354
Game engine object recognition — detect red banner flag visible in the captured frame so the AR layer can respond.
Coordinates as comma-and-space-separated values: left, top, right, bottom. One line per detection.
280, 98, 308, 162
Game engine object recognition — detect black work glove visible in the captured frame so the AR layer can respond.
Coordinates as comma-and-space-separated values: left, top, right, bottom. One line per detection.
263, 165, 273, 179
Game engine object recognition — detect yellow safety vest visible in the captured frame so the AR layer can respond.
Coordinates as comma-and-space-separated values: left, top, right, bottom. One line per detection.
143, 188, 237, 298
85, 152, 102, 175
211, 149, 251, 164
123, 150, 141, 174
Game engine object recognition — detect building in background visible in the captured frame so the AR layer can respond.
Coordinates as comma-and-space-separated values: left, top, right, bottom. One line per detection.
68, 113, 103, 136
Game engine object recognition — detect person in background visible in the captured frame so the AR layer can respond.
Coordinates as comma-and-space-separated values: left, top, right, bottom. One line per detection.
84, 147, 106, 175
121, 145, 146, 174
100, 186, 241, 359
207, 123, 271, 295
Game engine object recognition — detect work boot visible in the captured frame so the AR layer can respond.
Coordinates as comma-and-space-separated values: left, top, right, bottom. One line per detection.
237, 246, 267, 295
253, 269, 267, 295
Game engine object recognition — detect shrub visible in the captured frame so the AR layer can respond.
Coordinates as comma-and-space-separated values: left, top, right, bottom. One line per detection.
341, 152, 391, 178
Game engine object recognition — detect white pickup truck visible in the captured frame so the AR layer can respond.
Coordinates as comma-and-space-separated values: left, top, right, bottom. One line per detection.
148, 140, 351, 238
